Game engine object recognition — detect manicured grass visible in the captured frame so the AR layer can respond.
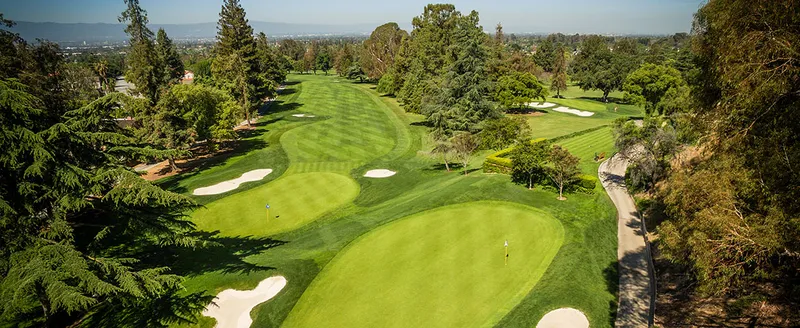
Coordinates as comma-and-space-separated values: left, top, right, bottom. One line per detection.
192, 172, 359, 237
556, 127, 617, 174
280, 76, 397, 173
519, 93, 642, 140
554, 83, 624, 100
160, 74, 620, 328
282, 201, 564, 328
550, 98, 608, 112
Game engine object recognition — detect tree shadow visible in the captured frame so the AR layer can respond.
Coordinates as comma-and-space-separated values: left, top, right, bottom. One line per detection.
282, 81, 300, 86
136, 231, 286, 277
604, 260, 620, 327
507, 108, 548, 115
424, 163, 463, 172
410, 121, 432, 127
260, 100, 303, 115
581, 96, 626, 104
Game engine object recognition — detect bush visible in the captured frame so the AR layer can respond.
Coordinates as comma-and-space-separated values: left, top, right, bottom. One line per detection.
575, 174, 598, 192
483, 138, 547, 173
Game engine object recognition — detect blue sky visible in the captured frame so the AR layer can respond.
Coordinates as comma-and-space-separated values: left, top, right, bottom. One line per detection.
1, 0, 706, 34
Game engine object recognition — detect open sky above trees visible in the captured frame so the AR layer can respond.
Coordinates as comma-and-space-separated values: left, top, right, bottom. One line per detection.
4, 0, 705, 34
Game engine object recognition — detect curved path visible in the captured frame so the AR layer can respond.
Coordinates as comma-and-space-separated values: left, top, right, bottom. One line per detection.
599, 155, 654, 327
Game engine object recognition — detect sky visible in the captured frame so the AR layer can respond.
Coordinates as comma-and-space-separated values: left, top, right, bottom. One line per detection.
1, 0, 707, 34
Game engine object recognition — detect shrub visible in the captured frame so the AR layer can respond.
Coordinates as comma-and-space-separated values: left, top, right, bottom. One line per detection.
575, 174, 598, 192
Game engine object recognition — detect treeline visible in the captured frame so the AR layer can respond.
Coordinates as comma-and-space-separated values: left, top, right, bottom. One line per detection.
611, 0, 800, 322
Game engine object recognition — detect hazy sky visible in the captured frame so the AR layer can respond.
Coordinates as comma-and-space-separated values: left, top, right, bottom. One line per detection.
1, 0, 706, 34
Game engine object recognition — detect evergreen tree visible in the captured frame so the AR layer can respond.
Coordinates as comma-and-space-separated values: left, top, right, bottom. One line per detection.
422, 11, 496, 137
551, 43, 568, 98
315, 50, 332, 75
361, 23, 407, 80
333, 43, 355, 77
155, 28, 184, 87
212, 0, 259, 126
254, 32, 284, 100
119, 0, 161, 104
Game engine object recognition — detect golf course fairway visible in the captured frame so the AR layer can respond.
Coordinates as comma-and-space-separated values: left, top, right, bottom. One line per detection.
282, 201, 565, 328
192, 172, 359, 237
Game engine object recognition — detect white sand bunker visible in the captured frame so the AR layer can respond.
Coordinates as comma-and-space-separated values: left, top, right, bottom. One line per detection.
364, 169, 396, 178
536, 308, 590, 328
291, 114, 316, 118
528, 102, 556, 108
193, 169, 273, 196
203, 276, 287, 328
552, 107, 595, 117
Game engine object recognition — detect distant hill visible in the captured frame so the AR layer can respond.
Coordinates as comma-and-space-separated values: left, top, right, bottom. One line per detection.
8, 21, 380, 42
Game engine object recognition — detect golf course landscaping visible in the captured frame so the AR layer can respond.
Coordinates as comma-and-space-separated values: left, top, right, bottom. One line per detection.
159, 73, 643, 327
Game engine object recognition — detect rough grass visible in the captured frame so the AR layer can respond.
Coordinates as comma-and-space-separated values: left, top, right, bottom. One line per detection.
161, 74, 619, 328
282, 201, 564, 328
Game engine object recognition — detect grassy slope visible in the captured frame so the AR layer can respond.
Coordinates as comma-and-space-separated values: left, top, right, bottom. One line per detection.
282, 202, 564, 328
166, 74, 619, 328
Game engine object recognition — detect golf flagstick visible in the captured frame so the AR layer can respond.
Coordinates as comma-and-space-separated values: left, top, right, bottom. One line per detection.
266, 204, 270, 220
504, 240, 508, 266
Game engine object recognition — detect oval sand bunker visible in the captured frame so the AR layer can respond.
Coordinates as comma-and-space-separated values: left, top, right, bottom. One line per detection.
291, 114, 315, 118
551, 107, 595, 117
203, 276, 287, 328
528, 102, 556, 108
536, 308, 590, 328
193, 169, 273, 196
363, 169, 396, 178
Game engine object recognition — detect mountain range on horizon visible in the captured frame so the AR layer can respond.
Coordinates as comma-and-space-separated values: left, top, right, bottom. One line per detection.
7, 21, 390, 42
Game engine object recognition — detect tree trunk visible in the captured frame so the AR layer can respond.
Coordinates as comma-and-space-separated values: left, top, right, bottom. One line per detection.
558, 183, 565, 200
243, 84, 251, 127
528, 175, 533, 190
602, 90, 610, 103
463, 160, 469, 175
35, 282, 53, 327
443, 155, 450, 172
168, 156, 179, 172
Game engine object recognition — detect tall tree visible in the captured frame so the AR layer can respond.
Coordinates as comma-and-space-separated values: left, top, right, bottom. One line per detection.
212, 0, 259, 126
570, 35, 626, 102
361, 23, 407, 80
333, 43, 355, 77
422, 10, 496, 137
547, 145, 580, 200
315, 49, 332, 75
533, 35, 557, 72
119, 0, 160, 104
551, 43, 568, 98
623, 63, 689, 115
255, 32, 285, 99
155, 28, 184, 87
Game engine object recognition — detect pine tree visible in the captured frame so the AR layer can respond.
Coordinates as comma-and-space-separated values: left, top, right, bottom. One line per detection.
212, 0, 259, 126
255, 32, 284, 100
119, 0, 161, 104
155, 28, 184, 86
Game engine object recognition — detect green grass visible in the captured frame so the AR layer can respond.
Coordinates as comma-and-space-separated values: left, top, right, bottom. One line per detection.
556, 127, 617, 174
282, 201, 564, 328
158, 74, 620, 328
554, 83, 624, 100
192, 172, 359, 237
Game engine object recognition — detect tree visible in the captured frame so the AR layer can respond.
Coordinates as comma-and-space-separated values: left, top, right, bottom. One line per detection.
0, 79, 210, 326
119, 0, 160, 104
656, 0, 800, 298
422, 10, 496, 137
493, 71, 547, 110
302, 44, 316, 74
212, 0, 259, 126
613, 117, 679, 191
546, 145, 580, 200
533, 35, 556, 72
430, 137, 453, 172
361, 23, 407, 80
551, 43, 568, 98
155, 28, 184, 86
451, 132, 479, 175
315, 50, 332, 75
333, 43, 355, 77
511, 140, 549, 190
278, 39, 305, 63
254, 32, 285, 99
478, 117, 530, 150
570, 35, 629, 102
136, 83, 238, 171
345, 64, 367, 82
623, 63, 689, 115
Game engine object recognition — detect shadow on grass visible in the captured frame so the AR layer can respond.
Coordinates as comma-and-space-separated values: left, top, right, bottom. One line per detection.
425, 163, 464, 172
137, 231, 286, 277
507, 108, 548, 115
282, 80, 300, 86
260, 100, 303, 115
604, 260, 620, 327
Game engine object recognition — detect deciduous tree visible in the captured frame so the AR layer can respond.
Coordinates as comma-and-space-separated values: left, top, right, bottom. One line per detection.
547, 145, 580, 200
493, 71, 547, 110
511, 140, 549, 190
451, 132, 480, 175
361, 23, 407, 80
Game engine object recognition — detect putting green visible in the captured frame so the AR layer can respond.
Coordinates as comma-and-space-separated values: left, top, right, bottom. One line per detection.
192, 172, 359, 237
282, 201, 564, 328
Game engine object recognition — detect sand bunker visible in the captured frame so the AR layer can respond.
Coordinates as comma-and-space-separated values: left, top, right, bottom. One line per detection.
551, 107, 595, 117
203, 276, 287, 328
528, 102, 556, 108
291, 114, 316, 118
536, 308, 590, 328
364, 169, 396, 178
193, 169, 273, 196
